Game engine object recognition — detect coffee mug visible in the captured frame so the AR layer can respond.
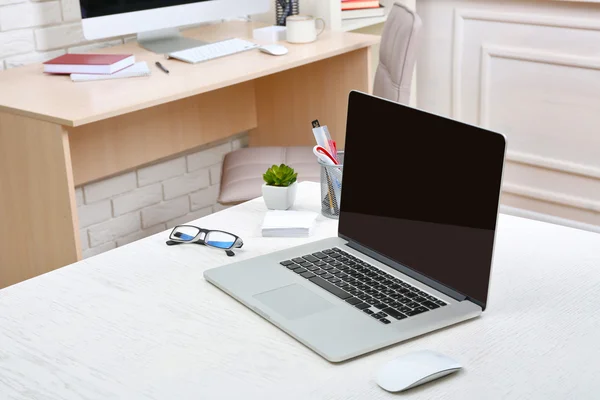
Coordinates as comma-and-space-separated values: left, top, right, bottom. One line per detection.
286, 15, 326, 44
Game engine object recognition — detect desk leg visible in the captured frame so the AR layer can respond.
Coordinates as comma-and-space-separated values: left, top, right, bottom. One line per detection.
251, 47, 372, 147
0, 112, 81, 288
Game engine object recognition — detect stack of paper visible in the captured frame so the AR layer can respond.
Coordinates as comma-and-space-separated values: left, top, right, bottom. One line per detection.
261, 211, 318, 238
71, 62, 151, 82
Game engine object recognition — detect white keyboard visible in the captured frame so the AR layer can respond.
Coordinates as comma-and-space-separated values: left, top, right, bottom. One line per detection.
168, 38, 259, 64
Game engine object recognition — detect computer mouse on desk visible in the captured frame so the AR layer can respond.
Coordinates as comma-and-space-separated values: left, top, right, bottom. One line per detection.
259, 44, 289, 56
376, 350, 462, 393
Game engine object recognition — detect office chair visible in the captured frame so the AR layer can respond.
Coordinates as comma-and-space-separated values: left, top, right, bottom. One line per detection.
217, 2, 422, 205
373, 2, 422, 104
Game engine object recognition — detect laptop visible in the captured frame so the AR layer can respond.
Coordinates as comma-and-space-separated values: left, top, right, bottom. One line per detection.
204, 91, 507, 362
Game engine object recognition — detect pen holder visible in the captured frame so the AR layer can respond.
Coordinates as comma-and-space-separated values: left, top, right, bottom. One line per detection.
275, 0, 299, 26
319, 152, 344, 219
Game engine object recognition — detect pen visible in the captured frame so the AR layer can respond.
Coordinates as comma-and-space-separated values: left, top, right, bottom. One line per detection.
155, 61, 169, 74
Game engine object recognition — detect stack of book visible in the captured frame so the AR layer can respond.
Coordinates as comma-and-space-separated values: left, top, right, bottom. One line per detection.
341, 0, 385, 20
43, 54, 151, 82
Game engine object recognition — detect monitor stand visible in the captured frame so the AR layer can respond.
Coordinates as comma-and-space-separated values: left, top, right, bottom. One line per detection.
137, 28, 208, 54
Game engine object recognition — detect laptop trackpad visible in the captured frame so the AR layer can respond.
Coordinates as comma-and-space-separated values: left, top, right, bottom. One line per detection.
254, 284, 334, 320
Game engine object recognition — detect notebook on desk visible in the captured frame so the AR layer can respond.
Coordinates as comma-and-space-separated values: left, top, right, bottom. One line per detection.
71, 62, 151, 82
261, 211, 318, 237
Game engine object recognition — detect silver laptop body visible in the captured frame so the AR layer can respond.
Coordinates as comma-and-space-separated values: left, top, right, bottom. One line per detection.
205, 92, 506, 362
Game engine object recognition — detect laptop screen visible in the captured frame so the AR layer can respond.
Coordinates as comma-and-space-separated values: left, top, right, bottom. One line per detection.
338, 91, 506, 308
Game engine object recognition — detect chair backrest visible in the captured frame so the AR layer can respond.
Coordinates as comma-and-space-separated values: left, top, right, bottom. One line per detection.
373, 2, 422, 104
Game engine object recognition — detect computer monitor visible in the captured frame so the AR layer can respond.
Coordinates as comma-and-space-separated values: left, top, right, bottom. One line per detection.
80, 0, 270, 54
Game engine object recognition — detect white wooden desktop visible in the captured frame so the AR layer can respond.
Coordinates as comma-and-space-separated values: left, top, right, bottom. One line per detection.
1, 182, 599, 399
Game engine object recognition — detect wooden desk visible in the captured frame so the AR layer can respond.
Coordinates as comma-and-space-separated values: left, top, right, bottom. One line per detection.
0, 22, 379, 288
0, 182, 599, 399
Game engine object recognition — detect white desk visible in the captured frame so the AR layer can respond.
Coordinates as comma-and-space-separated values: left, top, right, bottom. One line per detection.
1, 182, 599, 399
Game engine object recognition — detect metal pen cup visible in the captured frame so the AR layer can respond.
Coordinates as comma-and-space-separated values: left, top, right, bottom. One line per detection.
319, 151, 343, 219
275, 0, 299, 26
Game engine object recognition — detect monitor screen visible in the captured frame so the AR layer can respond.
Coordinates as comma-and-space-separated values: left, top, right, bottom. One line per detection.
80, 0, 213, 19
339, 92, 506, 308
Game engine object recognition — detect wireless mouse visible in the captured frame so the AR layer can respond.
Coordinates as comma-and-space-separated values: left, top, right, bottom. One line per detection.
259, 44, 289, 56
376, 350, 462, 392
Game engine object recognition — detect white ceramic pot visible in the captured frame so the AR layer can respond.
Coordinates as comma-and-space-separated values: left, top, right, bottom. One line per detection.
262, 182, 298, 210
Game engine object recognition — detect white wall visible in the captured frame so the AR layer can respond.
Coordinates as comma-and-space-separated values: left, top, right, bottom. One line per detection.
416, 0, 600, 231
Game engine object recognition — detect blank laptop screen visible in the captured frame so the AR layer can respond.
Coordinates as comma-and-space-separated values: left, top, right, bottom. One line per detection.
338, 91, 506, 308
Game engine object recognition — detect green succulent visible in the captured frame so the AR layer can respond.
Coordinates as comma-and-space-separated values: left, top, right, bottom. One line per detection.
263, 164, 298, 187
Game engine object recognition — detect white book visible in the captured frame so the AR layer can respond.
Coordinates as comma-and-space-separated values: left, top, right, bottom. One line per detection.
71, 62, 151, 82
261, 211, 318, 238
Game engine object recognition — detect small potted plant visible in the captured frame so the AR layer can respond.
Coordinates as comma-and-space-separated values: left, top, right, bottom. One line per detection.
262, 164, 298, 210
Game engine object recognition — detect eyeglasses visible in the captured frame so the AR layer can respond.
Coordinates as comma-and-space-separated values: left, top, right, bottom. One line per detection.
166, 225, 244, 257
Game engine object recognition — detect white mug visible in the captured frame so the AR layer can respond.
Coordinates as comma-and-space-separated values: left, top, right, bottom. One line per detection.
286, 15, 326, 44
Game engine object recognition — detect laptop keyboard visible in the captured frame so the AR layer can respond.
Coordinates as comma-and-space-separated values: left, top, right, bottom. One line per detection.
280, 247, 447, 324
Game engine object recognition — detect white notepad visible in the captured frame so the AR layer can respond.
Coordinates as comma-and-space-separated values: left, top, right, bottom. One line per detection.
71, 62, 151, 82
261, 211, 318, 238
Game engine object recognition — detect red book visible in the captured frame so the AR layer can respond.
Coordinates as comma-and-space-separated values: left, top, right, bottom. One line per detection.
341, 0, 380, 10
43, 54, 135, 75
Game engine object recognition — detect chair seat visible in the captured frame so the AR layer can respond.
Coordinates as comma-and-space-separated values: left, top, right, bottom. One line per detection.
218, 146, 320, 204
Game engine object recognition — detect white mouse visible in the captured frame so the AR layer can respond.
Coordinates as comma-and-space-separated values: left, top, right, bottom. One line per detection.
376, 350, 462, 392
259, 44, 289, 56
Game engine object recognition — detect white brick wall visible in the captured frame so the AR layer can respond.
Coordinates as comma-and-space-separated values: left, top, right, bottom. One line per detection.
77, 135, 247, 258
5, 49, 65, 68
0, 30, 34, 59
88, 212, 141, 247
78, 199, 111, 228
0, 1, 229, 69
162, 169, 210, 200
75, 187, 84, 206
84, 172, 136, 203
60, 0, 81, 22
0, 2, 62, 31
141, 196, 189, 228
79, 229, 88, 251
190, 184, 220, 211
69, 39, 122, 54
0, 0, 127, 68
112, 184, 162, 217
209, 164, 222, 185
187, 142, 231, 172
138, 157, 186, 187
34, 22, 85, 50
